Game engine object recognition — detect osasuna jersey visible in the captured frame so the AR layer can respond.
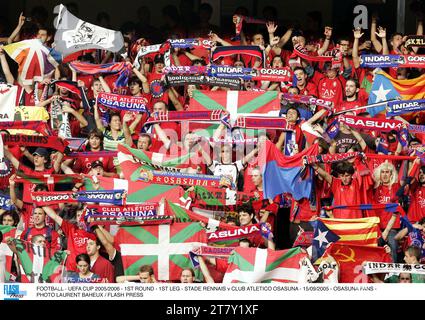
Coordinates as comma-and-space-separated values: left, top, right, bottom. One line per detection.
208, 160, 244, 186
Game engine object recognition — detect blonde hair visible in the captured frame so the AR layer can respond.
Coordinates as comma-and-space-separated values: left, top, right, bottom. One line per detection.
373, 161, 398, 188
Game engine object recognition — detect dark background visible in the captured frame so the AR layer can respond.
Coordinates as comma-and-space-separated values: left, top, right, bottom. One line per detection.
0, 0, 424, 42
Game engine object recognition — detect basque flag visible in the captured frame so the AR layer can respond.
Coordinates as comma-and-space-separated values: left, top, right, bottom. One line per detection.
262, 141, 318, 201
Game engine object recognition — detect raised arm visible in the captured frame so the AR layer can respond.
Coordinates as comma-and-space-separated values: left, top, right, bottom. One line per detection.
198, 256, 215, 283
9, 174, 23, 210
317, 27, 333, 56
7, 12, 26, 44
370, 16, 383, 53
62, 102, 88, 128
0, 46, 15, 84
93, 100, 105, 131
122, 113, 134, 146
153, 123, 171, 150
42, 205, 63, 226
352, 28, 364, 69
53, 151, 64, 173
375, 26, 389, 55
132, 65, 149, 94
98, 76, 111, 93
312, 163, 333, 184
93, 226, 116, 259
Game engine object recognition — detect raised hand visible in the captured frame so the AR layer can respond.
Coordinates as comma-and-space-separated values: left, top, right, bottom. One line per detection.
18, 12, 26, 27
353, 27, 364, 39
266, 21, 278, 34
375, 26, 386, 38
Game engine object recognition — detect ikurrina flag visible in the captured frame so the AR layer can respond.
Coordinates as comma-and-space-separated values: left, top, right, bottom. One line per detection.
83, 175, 184, 205
115, 223, 207, 281
166, 200, 239, 233
3, 39, 60, 85
188, 90, 280, 123
0, 226, 17, 282
318, 216, 381, 247
323, 243, 391, 283
262, 141, 319, 201
223, 247, 308, 283
118, 143, 191, 172
54, 4, 124, 57
9, 238, 67, 283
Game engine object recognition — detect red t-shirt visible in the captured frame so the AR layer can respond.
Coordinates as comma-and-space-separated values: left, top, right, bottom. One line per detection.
373, 184, 401, 229
315, 74, 346, 108
408, 184, 425, 223
20, 226, 61, 252
61, 220, 94, 272
91, 255, 115, 283
15, 85, 36, 106
331, 177, 363, 219
73, 153, 116, 174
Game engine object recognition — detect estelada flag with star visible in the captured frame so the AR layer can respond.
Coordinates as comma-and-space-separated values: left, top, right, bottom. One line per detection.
367, 69, 425, 116
114, 223, 207, 281
323, 243, 391, 283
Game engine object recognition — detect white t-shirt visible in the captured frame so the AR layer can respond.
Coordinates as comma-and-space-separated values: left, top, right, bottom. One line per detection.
208, 160, 244, 186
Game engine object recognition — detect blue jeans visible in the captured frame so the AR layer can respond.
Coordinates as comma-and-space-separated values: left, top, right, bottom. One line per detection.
387, 229, 399, 263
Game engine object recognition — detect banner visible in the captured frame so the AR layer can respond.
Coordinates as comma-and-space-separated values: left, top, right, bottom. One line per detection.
193, 246, 234, 257
54, 4, 124, 56
97, 92, 149, 113
337, 114, 403, 132
0, 121, 51, 136
70, 61, 130, 87
15, 173, 83, 185
386, 99, 425, 116
233, 15, 267, 40
1, 134, 69, 152
405, 35, 425, 49
360, 54, 425, 68
281, 93, 333, 110
293, 44, 333, 63
207, 224, 260, 242
234, 116, 291, 130
252, 67, 292, 82
165, 74, 242, 90
138, 169, 236, 189
0, 84, 17, 122
144, 110, 226, 126
32, 190, 126, 206
133, 42, 171, 69
208, 65, 255, 80
211, 46, 265, 67
0, 193, 14, 211
163, 65, 207, 75
168, 38, 212, 49
88, 215, 173, 226
65, 151, 118, 159
86, 203, 158, 218
363, 261, 425, 275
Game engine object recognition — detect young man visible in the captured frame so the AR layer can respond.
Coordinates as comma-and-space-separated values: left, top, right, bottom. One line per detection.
337, 78, 368, 114
313, 161, 364, 219
20, 207, 61, 252
138, 265, 157, 283
86, 238, 115, 283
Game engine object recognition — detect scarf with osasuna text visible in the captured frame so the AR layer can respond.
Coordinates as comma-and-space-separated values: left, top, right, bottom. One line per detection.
1, 134, 69, 152
164, 74, 242, 90
211, 46, 265, 67
0, 121, 51, 136
233, 15, 267, 40
97, 92, 149, 113
207, 223, 261, 242
192, 246, 234, 258
70, 61, 131, 87
337, 114, 404, 132
138, 169, 236, 190
405, 35, 425, 49
281, 93, 333, 110
86, 203, 158, 218
32, 190, 126, 206
144, 110, 227, 126
234, 116, 292, 130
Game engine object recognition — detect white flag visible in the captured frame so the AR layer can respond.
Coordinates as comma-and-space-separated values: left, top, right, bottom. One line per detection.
0, 84, 17, 122
54, 4, 124, 56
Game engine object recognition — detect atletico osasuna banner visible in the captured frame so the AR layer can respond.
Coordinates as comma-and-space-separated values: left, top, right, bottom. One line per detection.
223, 247, 308, 283
97, 92, 149, 113
87, 203, 158, 218
9, 238, 67, 283
54, 4, 124, 56
323, 243, 391, 283
262, 141, 318, 201
83, 175, 184, 205
0, 84, 17, 122
114, 223, 207, 281
188, 90, 280, 122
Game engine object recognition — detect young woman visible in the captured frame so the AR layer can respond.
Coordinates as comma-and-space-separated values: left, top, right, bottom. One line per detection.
66, 253, 101, 283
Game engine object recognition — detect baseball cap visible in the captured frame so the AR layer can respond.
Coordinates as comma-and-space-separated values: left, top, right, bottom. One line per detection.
91, 160, 104, 169
33, 148, 49, 158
